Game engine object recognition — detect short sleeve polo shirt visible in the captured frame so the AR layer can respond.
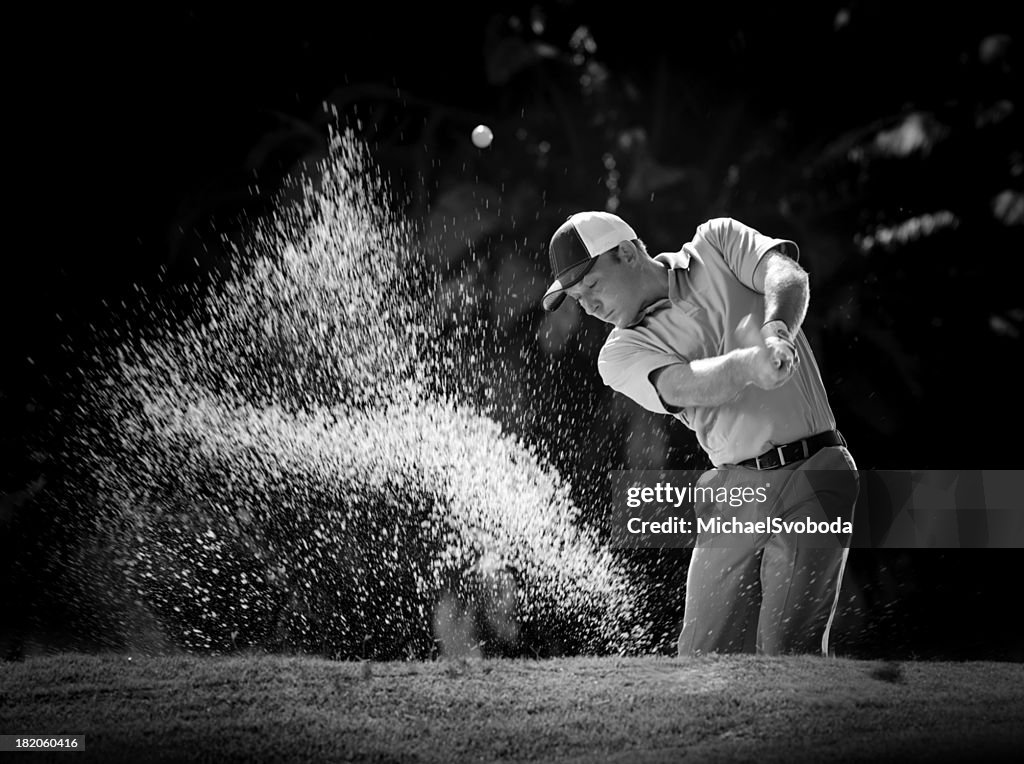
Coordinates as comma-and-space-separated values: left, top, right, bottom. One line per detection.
597, 217, 836, 467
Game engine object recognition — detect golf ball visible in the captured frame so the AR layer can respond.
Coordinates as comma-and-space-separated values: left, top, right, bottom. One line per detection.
472, 124, 493, 149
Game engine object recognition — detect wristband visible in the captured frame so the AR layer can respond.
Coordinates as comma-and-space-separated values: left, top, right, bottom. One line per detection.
761, 320, 793, 344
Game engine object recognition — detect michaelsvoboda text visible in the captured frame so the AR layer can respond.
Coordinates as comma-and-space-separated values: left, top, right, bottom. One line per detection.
627, 516, 854, 535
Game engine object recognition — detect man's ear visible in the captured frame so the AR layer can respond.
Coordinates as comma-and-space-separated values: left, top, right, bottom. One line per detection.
616, 240, 638, 264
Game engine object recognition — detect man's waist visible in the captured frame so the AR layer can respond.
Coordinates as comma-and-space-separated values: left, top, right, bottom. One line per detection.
733, 430, 846, 470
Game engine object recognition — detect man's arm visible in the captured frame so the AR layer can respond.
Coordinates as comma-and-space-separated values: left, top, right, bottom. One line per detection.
652, 345, 790, 410
753, 249, 808, 372
598, 247, 806, 412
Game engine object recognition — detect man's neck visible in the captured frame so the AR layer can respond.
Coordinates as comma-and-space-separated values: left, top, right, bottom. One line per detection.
638, 259, 671, 311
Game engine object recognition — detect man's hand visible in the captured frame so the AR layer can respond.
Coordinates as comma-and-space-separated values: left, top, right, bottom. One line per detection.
761, 319, 799, 376
764, 336, 798, 374
739, 346, 794, 389
734, 314, 795, 390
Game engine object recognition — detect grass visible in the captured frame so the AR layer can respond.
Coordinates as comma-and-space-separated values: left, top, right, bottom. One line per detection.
1, 653, 1022, 762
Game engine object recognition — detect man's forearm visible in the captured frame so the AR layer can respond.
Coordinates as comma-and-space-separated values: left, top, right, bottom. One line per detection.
654, 349, 758, 409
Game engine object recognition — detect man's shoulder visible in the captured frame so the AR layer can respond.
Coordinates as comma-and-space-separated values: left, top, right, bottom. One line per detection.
599, 310, 673, 358
596, 327, 637, 382
599, 325, 647, 357
698, 216, 738, 227
695, 217, 744, 237
600, 326, 629, 350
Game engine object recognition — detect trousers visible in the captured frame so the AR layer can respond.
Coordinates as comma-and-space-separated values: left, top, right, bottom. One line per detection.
677, 445, 859, 657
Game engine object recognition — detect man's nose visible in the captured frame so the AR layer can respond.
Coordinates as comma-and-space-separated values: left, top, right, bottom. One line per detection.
579, 296, 601, 316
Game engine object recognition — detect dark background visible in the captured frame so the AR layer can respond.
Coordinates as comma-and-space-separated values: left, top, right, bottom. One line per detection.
3, 2, 1023, 659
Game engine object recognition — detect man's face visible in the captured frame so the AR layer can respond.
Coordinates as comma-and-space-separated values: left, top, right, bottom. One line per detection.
563, 249, 642, 329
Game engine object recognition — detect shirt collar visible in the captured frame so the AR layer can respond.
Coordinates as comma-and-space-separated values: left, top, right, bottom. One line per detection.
627, 249, 694, 324
653, 249, 692, 271
654, 247, 696, 308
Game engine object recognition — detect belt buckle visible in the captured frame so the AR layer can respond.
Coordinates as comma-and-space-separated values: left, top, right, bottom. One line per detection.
755, 446, 785, 470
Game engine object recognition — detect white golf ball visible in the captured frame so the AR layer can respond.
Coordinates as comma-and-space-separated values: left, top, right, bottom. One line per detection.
472, 124, 493, 149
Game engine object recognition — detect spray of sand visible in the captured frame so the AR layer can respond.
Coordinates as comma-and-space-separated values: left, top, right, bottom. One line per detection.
64, 128, 654, 658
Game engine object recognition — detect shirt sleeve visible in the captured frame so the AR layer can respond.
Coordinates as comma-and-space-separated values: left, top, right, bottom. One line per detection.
697, 217, 800, 292
598, 330, 688, 415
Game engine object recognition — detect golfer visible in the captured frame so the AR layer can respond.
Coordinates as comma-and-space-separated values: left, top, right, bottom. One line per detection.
541, 212, 859, 656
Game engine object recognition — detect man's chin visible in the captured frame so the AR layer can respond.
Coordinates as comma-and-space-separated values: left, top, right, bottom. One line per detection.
601, 308, 641, 329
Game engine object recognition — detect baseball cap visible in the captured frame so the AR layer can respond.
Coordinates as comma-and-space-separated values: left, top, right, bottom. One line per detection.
542, 211, 638, 311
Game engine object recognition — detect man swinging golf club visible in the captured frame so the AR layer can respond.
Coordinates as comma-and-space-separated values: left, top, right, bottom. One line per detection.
542, 212, 859, 656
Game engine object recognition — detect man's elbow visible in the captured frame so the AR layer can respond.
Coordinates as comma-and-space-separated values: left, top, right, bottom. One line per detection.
768, 258, 809, 298
792, 262, 810, 285
651, 364, 689, 412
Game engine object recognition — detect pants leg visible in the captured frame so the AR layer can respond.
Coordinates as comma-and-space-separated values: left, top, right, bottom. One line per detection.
677, 468, 764, 656
757, 543, 848, 654
677, 544, 762, 656
757, 446, 859, 655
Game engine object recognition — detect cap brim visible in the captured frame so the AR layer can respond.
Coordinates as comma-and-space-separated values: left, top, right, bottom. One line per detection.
541, 258, 597, 312
542, 281, 569, 312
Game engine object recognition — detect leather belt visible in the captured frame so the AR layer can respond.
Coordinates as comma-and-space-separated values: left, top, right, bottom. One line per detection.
737, 430, 846, 470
